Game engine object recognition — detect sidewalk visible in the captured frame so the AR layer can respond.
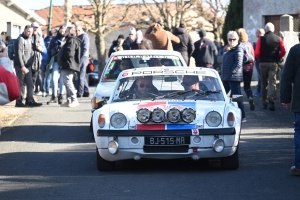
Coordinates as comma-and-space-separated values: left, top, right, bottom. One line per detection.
0, 100, 29, 136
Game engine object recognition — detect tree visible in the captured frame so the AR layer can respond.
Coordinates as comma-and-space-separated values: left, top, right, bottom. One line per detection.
201, 0, 229, 42
142, 0, 198, 31
222, 0, 243, 45
73, 0, 133, 77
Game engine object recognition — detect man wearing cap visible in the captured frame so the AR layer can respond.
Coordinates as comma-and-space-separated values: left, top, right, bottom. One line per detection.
181, 75, 200, 91
126, 27, 136, 49
108, 34, 130, 57
192, 30, 218, 68
75, 25, 90, 98
172, 22, 194, 65
31, 22, 46, 95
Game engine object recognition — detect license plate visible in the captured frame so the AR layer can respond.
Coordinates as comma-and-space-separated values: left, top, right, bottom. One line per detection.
145, 136, 190, 146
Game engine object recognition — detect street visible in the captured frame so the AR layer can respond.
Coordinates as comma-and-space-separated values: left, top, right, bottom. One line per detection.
0, 86, 299, 200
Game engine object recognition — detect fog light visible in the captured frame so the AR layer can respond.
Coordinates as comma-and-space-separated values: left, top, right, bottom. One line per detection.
131, 137, 139, 145
193, 136, 201, 143
108, 141, 119, 154
212, 139, 224, 153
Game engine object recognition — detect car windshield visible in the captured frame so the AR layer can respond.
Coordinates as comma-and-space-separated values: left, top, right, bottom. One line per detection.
102, 55, 184, 81
112, 74, 225, 102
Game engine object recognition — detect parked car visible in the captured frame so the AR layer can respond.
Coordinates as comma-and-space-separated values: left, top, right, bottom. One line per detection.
88, 59, 98, 86
92, 67, 242, 171
90, 50, 187, 131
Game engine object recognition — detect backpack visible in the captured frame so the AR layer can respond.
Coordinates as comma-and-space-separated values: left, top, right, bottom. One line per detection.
241, 42, 254, 64
7, 39, 17, 60
86, 56, 95, 73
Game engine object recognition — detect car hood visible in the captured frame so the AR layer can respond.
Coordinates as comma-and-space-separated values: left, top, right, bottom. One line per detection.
93, 81, 116, 99
107, 100, 227, 128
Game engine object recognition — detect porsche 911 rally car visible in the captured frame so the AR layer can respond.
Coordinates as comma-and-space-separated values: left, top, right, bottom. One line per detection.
92, 67, 242, 171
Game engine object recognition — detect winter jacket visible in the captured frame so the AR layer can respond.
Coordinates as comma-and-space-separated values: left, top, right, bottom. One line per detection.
254, 31, 286, 62
47, 33, 65, 63
0, 64, 20, 105
131, 40, 151, 50
77, 32, 89, 58
13, 33, 32, 69
108, 40, 130, 57
221, 44, 243, 82
239, 41, 255, 72
60, 35, 81, 72
280, 43, 300, 113
144, 25, 180, 50
192, 37, 218, 66
31, 33, 46, 71
172, 27, 194, 64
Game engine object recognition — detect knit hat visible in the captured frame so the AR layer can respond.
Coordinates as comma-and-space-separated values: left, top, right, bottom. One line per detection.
129, 27, 136, 35
182, 75, 199, 86
136, 30, 143, 36
179, 22, 186, 28
199, 30, 206, 37
118, 34, 125, 39
31, 22, 40, 28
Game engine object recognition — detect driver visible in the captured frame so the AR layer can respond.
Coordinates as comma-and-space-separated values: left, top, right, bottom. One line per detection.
114, 58, 133, 74
133, 76, 158, 98
181, 75, 200, 90
148, 58, 162, 67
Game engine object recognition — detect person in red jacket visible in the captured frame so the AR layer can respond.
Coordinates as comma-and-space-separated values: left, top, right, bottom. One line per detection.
254, 22, 286, 111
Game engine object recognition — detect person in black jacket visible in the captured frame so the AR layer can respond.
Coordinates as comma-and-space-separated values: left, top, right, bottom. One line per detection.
221, 31, 246, 122
108, 35, 130, 57
280, 43, 300, 176
192, 30, 218, 68
172, 22, 194, 65
46, 26, 66, 105
59, 26, 81, 108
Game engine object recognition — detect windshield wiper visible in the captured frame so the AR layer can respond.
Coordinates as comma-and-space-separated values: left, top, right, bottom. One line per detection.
194, 90, 222, 96
152, 89, 198, 100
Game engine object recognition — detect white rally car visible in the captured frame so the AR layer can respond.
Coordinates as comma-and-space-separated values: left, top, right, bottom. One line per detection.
92, 67, 242, 171
89, 50, 187, 131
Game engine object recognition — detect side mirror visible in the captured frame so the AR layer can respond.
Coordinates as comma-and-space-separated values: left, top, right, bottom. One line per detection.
231, 95, 243, 102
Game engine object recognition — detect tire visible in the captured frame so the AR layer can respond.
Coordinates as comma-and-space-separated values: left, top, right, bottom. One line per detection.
96, 148, 116, 171
221, 147, 239, 170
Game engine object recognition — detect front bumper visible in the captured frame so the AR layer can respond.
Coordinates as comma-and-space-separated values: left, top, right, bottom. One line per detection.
97, 128, 236, 136
98, 146, 238, 161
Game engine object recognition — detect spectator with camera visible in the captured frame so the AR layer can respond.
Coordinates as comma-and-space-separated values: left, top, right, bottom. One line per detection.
144, 19, 180, 50
46, 25, 66, 105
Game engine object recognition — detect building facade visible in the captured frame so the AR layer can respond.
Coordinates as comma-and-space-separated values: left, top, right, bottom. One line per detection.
0, 0, 46, 40
243, 0, 300, 43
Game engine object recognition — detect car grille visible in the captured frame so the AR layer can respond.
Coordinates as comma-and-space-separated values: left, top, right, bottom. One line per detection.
143, 145, 189, 153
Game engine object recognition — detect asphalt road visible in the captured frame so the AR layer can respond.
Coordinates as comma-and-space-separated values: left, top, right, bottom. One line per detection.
0, 86, 299, 200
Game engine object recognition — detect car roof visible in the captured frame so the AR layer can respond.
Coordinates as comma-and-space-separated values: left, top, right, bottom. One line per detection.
110, 50, 183, 56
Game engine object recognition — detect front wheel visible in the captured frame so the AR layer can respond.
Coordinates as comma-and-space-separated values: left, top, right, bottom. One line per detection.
221, 147, 239, 170
96, 148, 116, 171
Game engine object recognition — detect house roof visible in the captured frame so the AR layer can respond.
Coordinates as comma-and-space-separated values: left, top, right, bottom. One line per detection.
35, 3, 214, 34
4, 0, 46, 25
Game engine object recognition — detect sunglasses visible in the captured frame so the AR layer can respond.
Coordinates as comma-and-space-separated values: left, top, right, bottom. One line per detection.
181, 82, 194, 87
139, 84, 151, 89
228, 38, 236, 42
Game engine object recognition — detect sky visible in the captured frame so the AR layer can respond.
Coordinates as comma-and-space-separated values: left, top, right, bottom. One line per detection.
23, 0, 90, 10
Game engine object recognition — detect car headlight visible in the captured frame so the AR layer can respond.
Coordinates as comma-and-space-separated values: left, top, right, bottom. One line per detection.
136, 108, 151, 123
151, 108, 165, 123
181, 108, 196, 123
110, 113, 127, 128
167, 108, 181, 123
205, 111, 222, 127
